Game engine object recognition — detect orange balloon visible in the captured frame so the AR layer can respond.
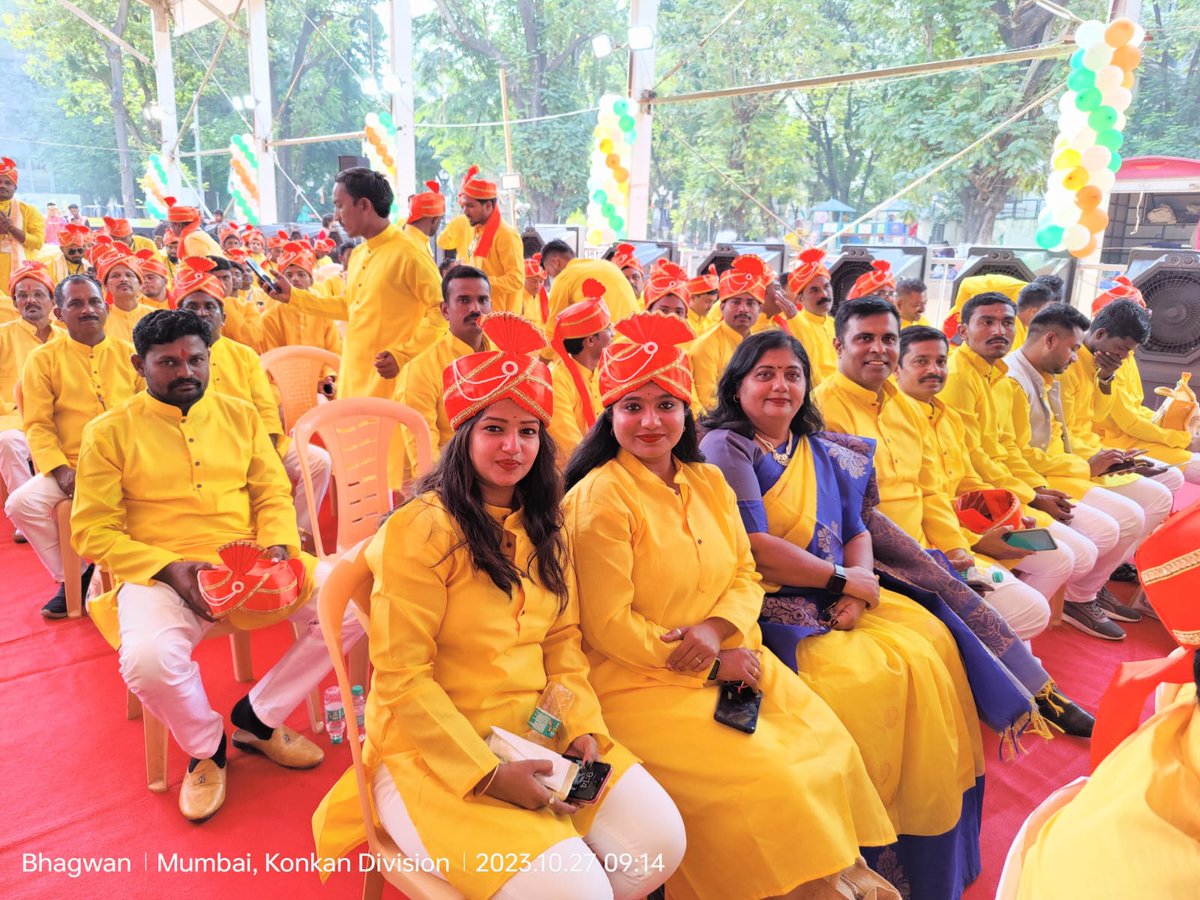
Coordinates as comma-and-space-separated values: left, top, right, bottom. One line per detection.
606, 153, 621, 168
1105, 19, 1135, 47
1076, 185, 1104, 209
1079, 208, 1109, 232
1062, 166, 1090, 191
1073, 237, 1097, 258
1112, 45, 1142, 71
1121, 70, 1135, 89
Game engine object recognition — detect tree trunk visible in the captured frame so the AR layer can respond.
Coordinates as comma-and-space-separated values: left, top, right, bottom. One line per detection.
107, 0, 138, 216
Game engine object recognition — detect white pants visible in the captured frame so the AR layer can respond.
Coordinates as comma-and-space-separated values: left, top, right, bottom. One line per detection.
985, 567, 1052, 641
1145, 463, 1185, 497
371, 763, 686, 900
4, 473, 86, 583
1060, 488, 1142, 601
0, 429, 31, 494
1040, 520, 1103, 605
117, 572, 364, 760
1087, 478, 1171, 549
1009, 538, 1074, 614
282, 443, 330, 540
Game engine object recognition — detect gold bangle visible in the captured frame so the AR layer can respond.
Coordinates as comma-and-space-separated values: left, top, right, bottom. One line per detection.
475, 765, 500, 797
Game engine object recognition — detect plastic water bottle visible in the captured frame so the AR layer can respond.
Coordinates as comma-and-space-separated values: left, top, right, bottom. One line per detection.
323, 686, 346, 744
351, 684, 366, 743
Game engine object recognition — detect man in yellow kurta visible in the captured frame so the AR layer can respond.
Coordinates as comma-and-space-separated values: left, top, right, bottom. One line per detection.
72, 308, 359, 822
267, 167, 442, 399
609, 242, 646, 301
398, 183, 450, 357
164, 198, 224, 259
103, 216, 156, 255
134, 249, 171, 309
435, 212, 473, 260
685, 266, 720, 337
92, 241, 154, 344
520, 253, 552, 335
260, 242, 343, 361
895, 277, 930, 328
459, 166, 524, 314
204, 255, 263, 351
547, 281, 612, 465
785, 248, 838, 384
546, 257, 640, 326
5, 274, 141, 618
943, 272, 1026, 346
0, 157, 45, 323
688, 256, 767, 413
49, 224, 90, 284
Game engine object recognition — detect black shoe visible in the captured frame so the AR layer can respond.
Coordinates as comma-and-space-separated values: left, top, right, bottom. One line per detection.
40, 584, 68, 619
1096, 586, 1142, 623
1109, 562, 1140, 583
1037, 688, 1095, 739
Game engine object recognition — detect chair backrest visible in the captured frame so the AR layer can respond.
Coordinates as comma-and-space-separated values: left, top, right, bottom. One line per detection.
260, 346, 342, 433
994, 776, 1087, 900
292, 397, 433, 558
316, 540, 462, 900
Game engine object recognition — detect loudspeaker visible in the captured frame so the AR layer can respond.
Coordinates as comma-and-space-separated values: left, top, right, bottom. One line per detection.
337, 155, 370, 173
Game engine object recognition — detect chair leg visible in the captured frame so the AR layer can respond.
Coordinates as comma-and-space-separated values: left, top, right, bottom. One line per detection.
361, 867, 385, 900
229, 631, 254, 683
349, 641, 371, 691
56, 501, 83, 619
144, 710, 170, 793
126, 689, 143, 721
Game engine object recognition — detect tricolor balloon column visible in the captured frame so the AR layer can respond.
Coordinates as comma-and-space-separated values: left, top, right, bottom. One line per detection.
228, 134, 261, 225
140, 154, 170, 219
362, 112, 402, 220
1036, 18, 1145, 258
586, 94, 637, 246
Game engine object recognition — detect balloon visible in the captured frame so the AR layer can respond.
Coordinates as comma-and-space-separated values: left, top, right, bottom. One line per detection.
1105, 19, 1136, 47
1130, 23, 1146, 47
1088, 106, 1118, 130
1107, 151, 1123, 173
1091, 168, 1116, 191
1050, 201, 1081, 228
1076, 185, 1103, 209
1036, 225, 1065, 250
618, 115, 636, 132
592, 189, 607, 203
1114, 110, 1128, 130
1069, 48, 1087, 70
1109, 87, 1133, 112
1062, 166, 1090, 191
1075, 20, 1106, 48
1067, 68, 1095, 92
1112, 45, 1142, 71
1053, 148, 1082, 170
1096, 128, 1124, 151
1079, 208, 1109, 232
1064, 224, 1091, 251
598, 138, 613, 154
601, 202, 614, 216
1121, 69, 1135, 89
605, 153, 620, 168
1075, 87, 1102, 111
613, 168, 629, 183
1071, 237, 1098, 259
613, 99, 628, 115
1081, 145, 1112, 170
1094, 65, 1124, 92
1070, 127, 1097, 150
587, 229, 603, 244
1083, 43, 1114, 70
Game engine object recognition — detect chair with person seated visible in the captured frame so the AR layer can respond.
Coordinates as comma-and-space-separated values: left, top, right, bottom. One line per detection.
260, 346, 341, 432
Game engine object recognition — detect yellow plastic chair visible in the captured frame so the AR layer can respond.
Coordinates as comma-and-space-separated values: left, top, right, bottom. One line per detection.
318, 539, 463, 900
260, 346, 341, 432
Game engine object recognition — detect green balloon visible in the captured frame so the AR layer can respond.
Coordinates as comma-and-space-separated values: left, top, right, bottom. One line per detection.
1036, 225, 1064, 250
1107, 151, 1123, 172
1096, 129, 1124, 151
592, 189, 607, 203
618, 115, 636, 131
1088, 105, 1118, 130
613, 99, 628, 115
1070, 49, 1087, 70
610, 216, 624, 231
1067, 69, 1095, 92
602, 202, 615, 217
1075, 87, 1102, 112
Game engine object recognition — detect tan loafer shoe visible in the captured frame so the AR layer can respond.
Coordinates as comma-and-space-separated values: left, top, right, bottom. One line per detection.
232, 725, 324, 769
179, 759, 227, 823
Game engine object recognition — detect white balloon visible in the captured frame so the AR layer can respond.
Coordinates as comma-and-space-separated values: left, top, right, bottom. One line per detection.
1064, 224, 1091, 251
1058, 92, 1078, 115
1051, 202, 1082, 229
1059, 107, 1087, 132
1083, 44, 1114, 69
1082, 145, 1112, 169
1130, 23, 1146, 47
1091, 168, 1117, 191
1071, 127, 1098, 150
1095, 65, 1123, 92
1109, 87, 1133, 112
1114, 110, 1128, 130
1075, 20, 1107, 48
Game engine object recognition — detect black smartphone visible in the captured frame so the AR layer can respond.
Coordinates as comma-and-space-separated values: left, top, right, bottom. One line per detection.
563, 756, 612, 805
714, 683, 762, 734
245, 257, 278, 294
1001, 527, 1058, 552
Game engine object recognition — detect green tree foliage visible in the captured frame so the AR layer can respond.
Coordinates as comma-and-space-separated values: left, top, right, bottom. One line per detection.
1121, 0, 1200, 157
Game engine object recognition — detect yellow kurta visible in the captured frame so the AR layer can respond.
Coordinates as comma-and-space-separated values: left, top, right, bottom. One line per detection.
547, 357, 602, 466
0, 318, 58, 430
207, 337, 286, 448
789, 308, 838, 385
312, 493, 635, 898
20, 334, 142, 473
0, 199, 45, 303
401, 223, 434, 259
685, 305, 719, 340
688, 321, 743, 415
48, 253, 88, 285
218, 294, 264, 352
813, 372, 972, 552
71, 390, 308, 649
1100, 354, 1194, 465
1017, 692, 1200, 898
435, 213, 474, 258
545, 258, 640, 326
563, 452, 895, 900
103, 302, 154, 345
181, 227, 224, 260
393, 331, 491, 463
900, 315, 931, 329
288, 223, 441, 399
260, 299, 344, 359
464, 220, 524, 314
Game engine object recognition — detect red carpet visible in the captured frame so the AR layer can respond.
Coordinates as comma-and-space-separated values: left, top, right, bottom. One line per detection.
1, 487, 1192, 899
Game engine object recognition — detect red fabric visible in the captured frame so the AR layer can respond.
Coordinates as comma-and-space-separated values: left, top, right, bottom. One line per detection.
277, 241, 315, 275
718, 254, 771, 303
0, 156, 17, 185
408, 180, 446, 223
459, 165, 497, 201
598, 312, 695, 407
58, 224, 90, 248
687, 264, 719, 296
954, 489, 1023, 532
103, 216, 132, 239
610, 243, 643, 275
7, 259, 55, 297
787, 248, 830, 294
172, 256, 226, 306
524, 253, 544, 280
268, 231, 289, 250
134, 248, 168, 278
163, 197, 201, 246
219, 223, 242, 245
1091, 276, 1145, 313
643, 259, 690, 308
442, 312, 553, 429
847, 259, 895, 300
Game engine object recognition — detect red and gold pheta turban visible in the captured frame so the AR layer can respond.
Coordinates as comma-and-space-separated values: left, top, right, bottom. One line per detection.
687, 264, 719, 297
442, 313, 553, 430
644, 259, 691, 308
719, 254, 772, 303
1091, 276, 1145, 314
8, 260, 55, 297
408, 180, 446, 223
847, 259, 895, 300
172, 256, 226, 307
59, 224, 90, 248
610, 243, 643, 275
0, 157, 17, 185
277, 241, 315, 275
788, 248, 831, 295
598, 312, 696, 407
103, 216, 133, 239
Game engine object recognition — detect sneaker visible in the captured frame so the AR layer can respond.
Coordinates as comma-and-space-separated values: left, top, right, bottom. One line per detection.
40, 585, 68, 619
1109, 562, 1140, 583
1129, 589, 1160, 621
1096, 586, 1142, 623
1062, 599, 1126, 641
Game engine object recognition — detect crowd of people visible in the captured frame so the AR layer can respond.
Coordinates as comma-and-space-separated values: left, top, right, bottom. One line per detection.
2, 153, 1198, 899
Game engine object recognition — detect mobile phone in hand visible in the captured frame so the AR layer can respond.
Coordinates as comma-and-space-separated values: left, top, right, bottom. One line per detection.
563, 756, 612, 804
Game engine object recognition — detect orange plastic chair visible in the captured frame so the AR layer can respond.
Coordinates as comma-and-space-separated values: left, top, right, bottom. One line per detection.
318, 539, 464, 900
292, 398, 433, 560
260, 346, 341, 432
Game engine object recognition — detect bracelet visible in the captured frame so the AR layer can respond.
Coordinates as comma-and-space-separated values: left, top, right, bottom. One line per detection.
475, 765, 500, 796
707, 658, 721, 681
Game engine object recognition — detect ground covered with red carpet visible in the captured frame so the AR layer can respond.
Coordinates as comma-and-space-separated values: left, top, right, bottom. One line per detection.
0, 492, 1187, 899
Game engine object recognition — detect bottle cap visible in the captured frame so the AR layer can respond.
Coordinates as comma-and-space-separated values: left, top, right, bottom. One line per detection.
351, 685, 364, 696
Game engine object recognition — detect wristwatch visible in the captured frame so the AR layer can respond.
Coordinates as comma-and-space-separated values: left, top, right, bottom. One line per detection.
825, 564, 847, 596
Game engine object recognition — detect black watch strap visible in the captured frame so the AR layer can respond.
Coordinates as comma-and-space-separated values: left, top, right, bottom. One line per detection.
825, 564, 847, 596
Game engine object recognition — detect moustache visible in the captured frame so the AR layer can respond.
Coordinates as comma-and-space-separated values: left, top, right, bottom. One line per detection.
169, 379, 202, 391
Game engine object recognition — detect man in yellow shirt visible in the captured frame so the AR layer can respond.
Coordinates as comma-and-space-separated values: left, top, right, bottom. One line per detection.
49, 224, 90, 284
0, 158, 46, 315
685, 265, 720, 337
72, 308, 360, 822
164, 198, 224, 259
260, 242, 343, 363
539, 237, 576, 292
459, 167, 524, 314
176, 263, 330, 548
435, 211, 474, 261
545, 257, 640, 326
894, 277, 930, 328
404, 180, 444, 261
520, 253, 551, 334
93, 241, 154, 343
548, 280, 612, 464
5, 273, 141, 617
609, 243, 646, 301
395, 265, 493, 464
205, 255, 263, 351
218, 222, 243, 254
267, 168, 442, 397
688, 256, 766, 413
103, 216, 156, 255
784, 248, 837, 384
845, 259, 895, 302
134, 249, 171, 308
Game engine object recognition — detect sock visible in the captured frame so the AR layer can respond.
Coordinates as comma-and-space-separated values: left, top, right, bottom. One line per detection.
188, 732, 227, 772
231, 695, 274, 741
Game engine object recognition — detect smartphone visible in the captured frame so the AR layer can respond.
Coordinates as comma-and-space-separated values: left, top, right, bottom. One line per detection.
1001, 528, 1058, 552
245, 257, 278, 294
713, 683, 762, 734
563, 756, 612, 805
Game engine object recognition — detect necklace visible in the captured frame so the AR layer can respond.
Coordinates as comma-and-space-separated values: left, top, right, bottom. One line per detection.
754, 431, 796, 466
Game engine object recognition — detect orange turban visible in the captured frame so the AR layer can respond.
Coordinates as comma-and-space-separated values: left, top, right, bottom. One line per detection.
8, 260, 55, 298
58, 224, 90, 248
134, 248, 168, 278
0, 157, 17, 185
408, 180, 446, 224
1091, 276, 1145, 314
687, 265, 719, 297
644, 259, 691, 308
278, 241, 315, 275
172, 256, 226, 308
93, 242, 143, 284
244, 226, 265, 250
524, 253, 545, 280
219, 222, 243, 244
610, 243, 643, 275
268, 230, 289, 250
847, 259, 895, 300
459, 165, 498, 201
163, 230, 180, 247
443, 313, 553, 430
552, 279, 613, 429
226, 247, 248, 263
598, 312, 695, 407
459, 166, 502, 258
103, 216, 133, 239
314, 230, 335, 256
788, 248, 831, 294
718, 254, 772, 303
164, 196, 202, 241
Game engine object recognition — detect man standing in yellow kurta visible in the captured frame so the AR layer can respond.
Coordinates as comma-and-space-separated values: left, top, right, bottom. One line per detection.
547, 279, 612, 465
5, 273, 141, 618
609, 242, 646, 301
688, 255, 767, 413
403, 179, 444, 260
545, 256, 640, 325
92, 241, 154, 344
0, 157, 45, 322
103, 216, 156, 255
460, 166, 524, 314
49, 224, 90, 284
206, 255, 263, 351
434, 211, 473, 260
785, 248, 838, 384
520, 253, 551, 333
260, 242, 343, 360
164, 197, 224, 260
134, 249, 171, 308
266, 167, 441, 397
72, 308, 361, 823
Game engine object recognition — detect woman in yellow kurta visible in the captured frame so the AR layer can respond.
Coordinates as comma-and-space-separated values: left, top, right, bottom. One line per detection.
699, 329, 985, 900
562, 312, 896, 900
313, 313, 685, 900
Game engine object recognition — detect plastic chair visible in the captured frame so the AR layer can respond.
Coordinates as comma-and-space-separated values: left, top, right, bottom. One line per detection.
260, 346, 341, 432
994, 776, 1087, 899
318, 539, 463, 900
292, 398, 433, 560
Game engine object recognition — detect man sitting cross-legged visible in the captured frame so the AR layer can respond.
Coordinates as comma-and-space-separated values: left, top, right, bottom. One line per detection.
71, 309, 364, 822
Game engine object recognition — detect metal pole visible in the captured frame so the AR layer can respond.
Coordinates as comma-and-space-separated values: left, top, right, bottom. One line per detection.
627, 0, 659, 240
498, 67, 517, 224
193, 107, 204, 209
388, 0, 417, 200
246, 0, 279, 222
150, 1, 181, 195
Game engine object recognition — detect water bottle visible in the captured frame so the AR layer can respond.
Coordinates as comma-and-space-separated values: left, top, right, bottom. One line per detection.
351, 684, 366, 743
525, 682, 576, 748
323, 685, 346, 744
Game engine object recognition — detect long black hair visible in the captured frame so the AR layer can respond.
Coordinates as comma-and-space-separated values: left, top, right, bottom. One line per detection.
699, 330, 824, 439
563, 402, 704, 493
410, 410, 570, 609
